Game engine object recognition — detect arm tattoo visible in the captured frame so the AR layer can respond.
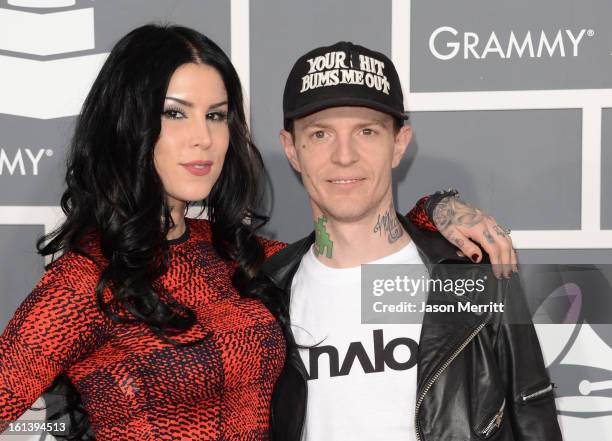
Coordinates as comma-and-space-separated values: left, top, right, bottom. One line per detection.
433, 195, 486, 233
493, 225, 507, 237
314, 215, 334, 258
373, 206, 404, 244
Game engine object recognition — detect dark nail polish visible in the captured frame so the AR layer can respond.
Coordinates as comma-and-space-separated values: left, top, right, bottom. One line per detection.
471, 254, 479, 262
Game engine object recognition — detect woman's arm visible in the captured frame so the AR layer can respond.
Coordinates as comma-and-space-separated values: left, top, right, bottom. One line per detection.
408, 189, 517, 279
0, 252, 112, 431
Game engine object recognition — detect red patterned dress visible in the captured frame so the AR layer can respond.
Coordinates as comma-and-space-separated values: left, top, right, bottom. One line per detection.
0, 218, 285, 440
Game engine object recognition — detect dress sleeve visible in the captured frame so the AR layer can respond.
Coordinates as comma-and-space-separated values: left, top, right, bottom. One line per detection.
0, 252, 112, 430
407, 194, 438, 232
259, 237, 288, 259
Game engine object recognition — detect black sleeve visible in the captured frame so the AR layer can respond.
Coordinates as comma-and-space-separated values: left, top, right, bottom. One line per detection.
494, 273, 564, 441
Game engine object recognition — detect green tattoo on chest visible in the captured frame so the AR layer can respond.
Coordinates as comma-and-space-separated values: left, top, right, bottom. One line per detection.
314, 216, 334, 258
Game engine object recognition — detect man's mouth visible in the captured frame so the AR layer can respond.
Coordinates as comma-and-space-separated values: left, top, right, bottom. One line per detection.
328, 178, 365, 184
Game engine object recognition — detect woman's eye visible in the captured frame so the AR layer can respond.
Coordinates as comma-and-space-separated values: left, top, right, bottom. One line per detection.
163, 108, 185, 119
207, 111, 228, 122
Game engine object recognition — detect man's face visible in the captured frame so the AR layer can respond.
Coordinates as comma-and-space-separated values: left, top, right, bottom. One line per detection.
280, 106, 412, 223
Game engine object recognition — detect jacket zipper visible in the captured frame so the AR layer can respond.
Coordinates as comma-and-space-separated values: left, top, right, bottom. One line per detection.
481, 398, 505, 437
521, 383, 553, 403
414, 319, 489, 441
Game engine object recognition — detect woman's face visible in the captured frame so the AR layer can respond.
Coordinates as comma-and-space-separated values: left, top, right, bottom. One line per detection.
154, 63, 230, 209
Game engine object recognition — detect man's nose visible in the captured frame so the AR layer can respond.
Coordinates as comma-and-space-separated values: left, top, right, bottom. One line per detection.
330, 133, 359, 165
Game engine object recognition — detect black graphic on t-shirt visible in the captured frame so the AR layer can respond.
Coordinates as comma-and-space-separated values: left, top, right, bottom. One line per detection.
307, 329, 418, 380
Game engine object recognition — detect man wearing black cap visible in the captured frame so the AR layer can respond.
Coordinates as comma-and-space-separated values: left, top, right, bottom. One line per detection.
261, 42, 562, 441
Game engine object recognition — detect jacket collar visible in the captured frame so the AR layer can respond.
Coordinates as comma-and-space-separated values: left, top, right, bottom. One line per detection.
260, 231, 315, 293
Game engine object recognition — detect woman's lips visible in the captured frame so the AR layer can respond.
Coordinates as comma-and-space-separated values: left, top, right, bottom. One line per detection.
182, 161, 213, 176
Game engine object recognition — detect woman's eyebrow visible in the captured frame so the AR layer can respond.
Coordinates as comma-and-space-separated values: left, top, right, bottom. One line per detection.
208, 100, 228, 110
164, 98, 228, 110
165, 96, 192, 107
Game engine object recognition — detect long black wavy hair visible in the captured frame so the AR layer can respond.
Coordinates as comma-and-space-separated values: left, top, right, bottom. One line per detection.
37, 24, 287, 439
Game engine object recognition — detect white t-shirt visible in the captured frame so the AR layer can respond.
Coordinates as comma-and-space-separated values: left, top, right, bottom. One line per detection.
290, 241, 427, 441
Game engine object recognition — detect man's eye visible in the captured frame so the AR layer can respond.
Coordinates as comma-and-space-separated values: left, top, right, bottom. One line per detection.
163, 108, 185, 119
362, 128, 375, 135
207, 111, 228, 122
313, 130, 326, 139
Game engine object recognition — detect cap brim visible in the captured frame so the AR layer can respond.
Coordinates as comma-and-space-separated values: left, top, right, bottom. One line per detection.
284, 97, 409, 122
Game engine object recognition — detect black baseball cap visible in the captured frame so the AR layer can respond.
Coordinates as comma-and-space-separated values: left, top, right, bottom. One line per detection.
283, 41, 408, 129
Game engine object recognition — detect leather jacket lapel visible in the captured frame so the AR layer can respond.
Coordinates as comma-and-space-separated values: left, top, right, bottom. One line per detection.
398, 216, 491, 394
261, 232, 315, 293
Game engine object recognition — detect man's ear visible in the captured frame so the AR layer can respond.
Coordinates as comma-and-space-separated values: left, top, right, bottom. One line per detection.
280, 129, 302, 173
392, 124, 412, 168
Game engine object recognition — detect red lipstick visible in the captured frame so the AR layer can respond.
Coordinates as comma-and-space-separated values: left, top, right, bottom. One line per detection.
182, 160, 213, 176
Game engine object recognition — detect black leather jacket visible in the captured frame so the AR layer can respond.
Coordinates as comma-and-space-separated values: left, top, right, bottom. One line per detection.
261, 214, 563, 441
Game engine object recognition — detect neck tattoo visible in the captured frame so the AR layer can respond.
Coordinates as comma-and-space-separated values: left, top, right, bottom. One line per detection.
314, 215, 334, 258
373, 206, 404, 244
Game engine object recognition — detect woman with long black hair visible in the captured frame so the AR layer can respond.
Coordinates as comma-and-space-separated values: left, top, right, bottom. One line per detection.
0, 24, 512, 440
0, 24, 288, 440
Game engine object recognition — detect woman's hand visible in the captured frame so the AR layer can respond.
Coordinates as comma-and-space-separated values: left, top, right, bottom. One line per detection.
432, 195, 517, 279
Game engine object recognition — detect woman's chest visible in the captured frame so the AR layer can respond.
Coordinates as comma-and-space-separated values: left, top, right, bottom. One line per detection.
68, 247, 286, 408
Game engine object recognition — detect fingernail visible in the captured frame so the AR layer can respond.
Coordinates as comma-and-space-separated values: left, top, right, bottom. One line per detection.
471, 254, 479, 262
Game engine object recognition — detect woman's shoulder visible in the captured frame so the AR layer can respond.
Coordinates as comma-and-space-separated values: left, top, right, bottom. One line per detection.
30, 235, 110, 316
25, 252, 108, 331
257, 236, 287, 258
41, 249, 102, 290
185, 217, 287, 257
3, 248, 112, 369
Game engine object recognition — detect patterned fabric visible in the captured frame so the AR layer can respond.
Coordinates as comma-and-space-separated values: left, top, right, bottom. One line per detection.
407, 195, 438, 232
0, 218, 286, 440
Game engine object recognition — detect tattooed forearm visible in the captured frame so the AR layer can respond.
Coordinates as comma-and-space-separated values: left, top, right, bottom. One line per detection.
314, 215, 334, 258
433, 195, 487, 233
373, 206, 404, 243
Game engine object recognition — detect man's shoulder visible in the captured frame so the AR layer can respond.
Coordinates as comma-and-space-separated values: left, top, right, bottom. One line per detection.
260, 232, 315, 288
